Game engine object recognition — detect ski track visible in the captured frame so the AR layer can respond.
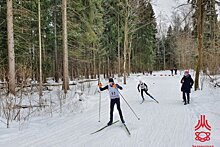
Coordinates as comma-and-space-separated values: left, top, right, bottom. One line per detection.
1, 72, 219, 147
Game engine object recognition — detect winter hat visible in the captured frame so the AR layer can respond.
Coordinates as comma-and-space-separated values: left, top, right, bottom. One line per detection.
184, 70, 189, 75
109, 78, 114, 83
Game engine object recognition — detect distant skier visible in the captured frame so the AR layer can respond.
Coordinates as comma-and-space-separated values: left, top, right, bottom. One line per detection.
174, 67, 178, 75
181, 70, 194, 105
171, 69, 174, 75
98, 78, 125, 125
137, 80, 159, 103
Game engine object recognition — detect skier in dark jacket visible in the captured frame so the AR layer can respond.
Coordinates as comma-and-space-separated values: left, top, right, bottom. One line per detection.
181, 70, 194, 105
138, 81, 150, 101
171, 69, 174, 75
174, 67, 178, 75
98, 78, 125, 125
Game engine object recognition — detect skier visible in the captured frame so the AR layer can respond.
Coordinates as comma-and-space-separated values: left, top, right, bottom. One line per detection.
98, 78, 125, 125
137, 80, 158, 103
181, 70, 194, 105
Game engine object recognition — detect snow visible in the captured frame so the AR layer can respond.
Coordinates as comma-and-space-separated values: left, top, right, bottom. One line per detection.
0, 70, 220, 147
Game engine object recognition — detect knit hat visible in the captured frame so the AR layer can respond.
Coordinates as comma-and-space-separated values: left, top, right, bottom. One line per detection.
109, 78, 114, 83
184, 70, 189, 76
184, 70, 189, 74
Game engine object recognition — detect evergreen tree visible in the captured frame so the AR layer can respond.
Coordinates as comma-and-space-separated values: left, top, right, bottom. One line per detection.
132, 1, 157, 72
0, 1, 7, 80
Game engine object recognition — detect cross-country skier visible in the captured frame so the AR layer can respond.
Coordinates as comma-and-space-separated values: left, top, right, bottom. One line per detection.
98, 78, 125, 125
137, 80, 158, 103
181, 70, 194, 105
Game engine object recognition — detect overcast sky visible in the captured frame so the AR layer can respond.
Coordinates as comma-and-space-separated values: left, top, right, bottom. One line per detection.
152, 0, 220, 35
152, 0, 188, 35
152, 0, 185, 20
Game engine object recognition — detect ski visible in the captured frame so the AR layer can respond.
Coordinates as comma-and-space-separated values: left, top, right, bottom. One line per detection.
149, 95, 159, 103
140, 96, 159, 104
122, 123, 131, 135
140, 99, 145, 104
91, 120, 119, 135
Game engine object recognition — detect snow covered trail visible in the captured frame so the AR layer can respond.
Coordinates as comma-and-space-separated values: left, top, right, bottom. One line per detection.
0, 71, 220, 147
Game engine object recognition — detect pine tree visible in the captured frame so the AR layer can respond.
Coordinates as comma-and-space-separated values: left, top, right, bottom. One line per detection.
0, 1, 7, 81
132, 1, 157, 72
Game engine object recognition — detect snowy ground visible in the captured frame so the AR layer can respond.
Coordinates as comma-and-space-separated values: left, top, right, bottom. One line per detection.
0, 71, 220, 147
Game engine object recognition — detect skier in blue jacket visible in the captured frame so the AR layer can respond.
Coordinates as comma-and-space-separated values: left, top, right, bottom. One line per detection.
98, 78, 125, 125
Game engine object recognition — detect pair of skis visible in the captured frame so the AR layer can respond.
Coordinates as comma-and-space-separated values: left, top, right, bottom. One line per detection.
140, 94, 159, 104
91, 120, 131, 135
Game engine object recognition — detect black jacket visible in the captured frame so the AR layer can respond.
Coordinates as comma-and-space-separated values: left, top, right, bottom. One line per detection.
137, 83, 148, 92
99, 84, 123, 91
181, 74, 194, 93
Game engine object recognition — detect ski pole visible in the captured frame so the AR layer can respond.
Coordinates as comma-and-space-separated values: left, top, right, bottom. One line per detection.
147, 93, 159, 103
98, 91, 101, 122
149, 95, 159, 103
98, 80, 101, 122
117, 89, 140, 120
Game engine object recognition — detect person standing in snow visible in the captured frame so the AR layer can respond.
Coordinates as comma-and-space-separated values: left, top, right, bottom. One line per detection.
98, 78, 125, 125
171, 68, 174, 75
174, 67, 178, 75
181, 70, 194, 105
137, 80, 151, 102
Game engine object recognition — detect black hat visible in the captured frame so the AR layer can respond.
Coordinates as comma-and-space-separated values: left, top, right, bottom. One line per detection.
109, 78, 114, 83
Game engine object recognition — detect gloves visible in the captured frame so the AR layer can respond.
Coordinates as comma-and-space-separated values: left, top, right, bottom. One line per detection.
113, 84, 117, 88
98, 83, 102, 88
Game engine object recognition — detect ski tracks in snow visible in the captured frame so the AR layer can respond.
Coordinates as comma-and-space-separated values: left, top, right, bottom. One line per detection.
2, 72, 216, 147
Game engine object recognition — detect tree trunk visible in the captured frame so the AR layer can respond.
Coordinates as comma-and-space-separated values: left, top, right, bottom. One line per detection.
54, 0, 59, 83
161, 37, 166, 70
38, 0, 43, 101
6, 0, 16, 95
128, 35, 132, 76
42, 32, 47, 83
210, 0, 217, 75
123, 0, 128, 84
195, 0, 204, 91
117, 14, 120, 77
107, 56, 110, 78
103, 59, 105, 78
70, 62, 73, 81
128, 50, 131, 76
62, 0, 69, 94
98, 56, 100, 79
93, 50, 96, 79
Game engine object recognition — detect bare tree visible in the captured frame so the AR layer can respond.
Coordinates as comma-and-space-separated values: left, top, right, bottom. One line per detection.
195, 0, 204, 90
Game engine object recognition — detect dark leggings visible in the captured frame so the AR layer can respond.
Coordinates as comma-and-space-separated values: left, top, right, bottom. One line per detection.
141, 89, 151, 100
110, 98, 124, 123
183, 92, 190, 103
